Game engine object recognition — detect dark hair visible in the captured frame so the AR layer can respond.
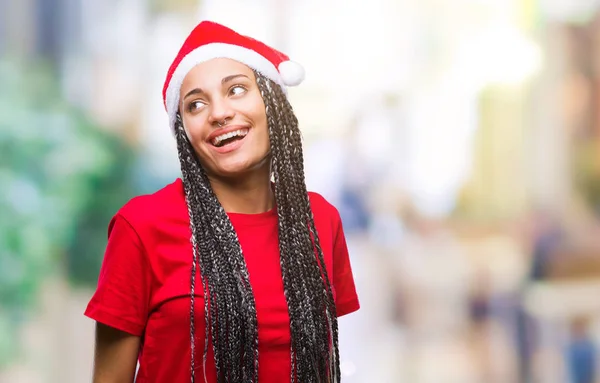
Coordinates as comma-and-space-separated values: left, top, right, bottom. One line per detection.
174, 70, 340, 383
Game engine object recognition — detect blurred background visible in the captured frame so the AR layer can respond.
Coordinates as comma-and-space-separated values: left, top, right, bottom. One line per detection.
3, 0, 600, 382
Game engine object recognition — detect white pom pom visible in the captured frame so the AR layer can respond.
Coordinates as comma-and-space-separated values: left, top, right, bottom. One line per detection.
278, 60, 305, 86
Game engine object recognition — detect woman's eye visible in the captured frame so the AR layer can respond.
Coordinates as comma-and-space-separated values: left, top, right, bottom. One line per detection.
230, 86, 246, 96
188, 100, 206, 112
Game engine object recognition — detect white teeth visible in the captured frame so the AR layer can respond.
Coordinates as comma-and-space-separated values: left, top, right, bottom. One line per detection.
212, 129, 249, 146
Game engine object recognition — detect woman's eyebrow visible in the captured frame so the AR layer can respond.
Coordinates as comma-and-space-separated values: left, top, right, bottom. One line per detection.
183, 74, 250, 101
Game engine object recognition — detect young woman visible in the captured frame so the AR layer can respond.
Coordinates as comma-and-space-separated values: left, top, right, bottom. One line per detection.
85, 20, 360, 383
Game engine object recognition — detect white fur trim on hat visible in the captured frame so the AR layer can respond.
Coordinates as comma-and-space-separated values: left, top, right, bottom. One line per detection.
165, 42, 287, 130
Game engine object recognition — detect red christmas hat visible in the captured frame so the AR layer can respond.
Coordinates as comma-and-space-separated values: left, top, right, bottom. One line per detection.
163, 21, 305, 130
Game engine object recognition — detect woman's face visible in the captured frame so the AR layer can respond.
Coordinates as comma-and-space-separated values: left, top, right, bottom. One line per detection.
179, 58, 270, 178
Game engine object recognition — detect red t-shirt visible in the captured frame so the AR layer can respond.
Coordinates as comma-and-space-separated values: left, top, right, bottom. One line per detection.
85, 179, 359, 382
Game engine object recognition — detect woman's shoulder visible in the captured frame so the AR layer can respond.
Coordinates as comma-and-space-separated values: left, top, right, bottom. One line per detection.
307, 191, 341, 223
116, 178, 186, 226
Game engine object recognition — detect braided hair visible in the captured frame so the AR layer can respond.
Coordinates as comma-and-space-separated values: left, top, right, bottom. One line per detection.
174, 70, 340, 383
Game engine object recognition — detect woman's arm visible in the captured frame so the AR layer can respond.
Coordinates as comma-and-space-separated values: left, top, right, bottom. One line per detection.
93, 322, 140, 383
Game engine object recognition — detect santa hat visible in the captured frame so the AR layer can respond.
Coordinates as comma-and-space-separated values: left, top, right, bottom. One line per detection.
163, 21, 305, 130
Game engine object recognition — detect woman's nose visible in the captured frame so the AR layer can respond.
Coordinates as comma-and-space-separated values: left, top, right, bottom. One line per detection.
208, 98, 234, 127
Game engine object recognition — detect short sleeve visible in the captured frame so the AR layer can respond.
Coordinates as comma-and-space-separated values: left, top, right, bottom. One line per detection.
331, 211, 360, 317
84, 214, 152, 336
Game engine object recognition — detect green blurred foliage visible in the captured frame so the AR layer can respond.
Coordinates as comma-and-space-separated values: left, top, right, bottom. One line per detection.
149, 0, 199, 15
574, 140, 600, 214
0, 58, 138, 366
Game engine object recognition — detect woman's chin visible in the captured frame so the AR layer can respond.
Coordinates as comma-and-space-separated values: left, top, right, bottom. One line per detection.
211, 159, 267, 179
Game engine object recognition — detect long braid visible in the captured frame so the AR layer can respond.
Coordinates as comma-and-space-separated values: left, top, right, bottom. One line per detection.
255, 72, 340, 382
175, 117, 259, 383
175, 70, 340, 383
260, 80, 318, 379
279, 88, 341, 381
260, 80, 312, 378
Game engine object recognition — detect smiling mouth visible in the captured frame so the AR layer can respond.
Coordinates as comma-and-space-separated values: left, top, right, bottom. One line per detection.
211, 128, 249, 147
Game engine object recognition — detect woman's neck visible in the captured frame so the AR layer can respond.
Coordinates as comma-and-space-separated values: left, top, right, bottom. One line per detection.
207, 171, 274, 214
